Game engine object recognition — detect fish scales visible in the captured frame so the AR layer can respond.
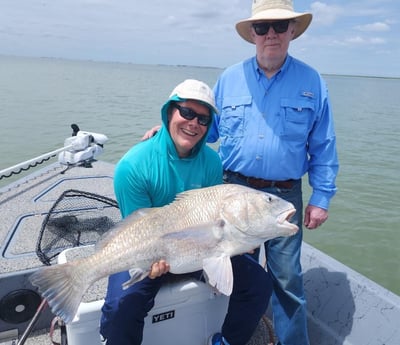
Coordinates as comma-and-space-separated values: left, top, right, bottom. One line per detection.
30, 184, 298, 323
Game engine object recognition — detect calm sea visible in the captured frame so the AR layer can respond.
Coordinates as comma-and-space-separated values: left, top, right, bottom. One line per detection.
0, 56, 399, 295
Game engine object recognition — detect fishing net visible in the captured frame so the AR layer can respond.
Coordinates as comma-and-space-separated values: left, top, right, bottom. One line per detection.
36, 189, 121, 265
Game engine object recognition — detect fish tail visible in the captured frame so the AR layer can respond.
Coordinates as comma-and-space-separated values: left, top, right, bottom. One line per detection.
30, 262, 89, 323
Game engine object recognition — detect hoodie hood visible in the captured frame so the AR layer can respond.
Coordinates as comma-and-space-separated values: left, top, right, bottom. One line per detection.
156, 79, 217, 160
159, 94, 215, 159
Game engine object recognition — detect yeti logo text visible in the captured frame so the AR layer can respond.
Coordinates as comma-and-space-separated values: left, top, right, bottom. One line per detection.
152, 310, 175, 323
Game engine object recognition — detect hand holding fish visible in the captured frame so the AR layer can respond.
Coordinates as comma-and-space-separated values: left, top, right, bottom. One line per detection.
148, 260, 170, 279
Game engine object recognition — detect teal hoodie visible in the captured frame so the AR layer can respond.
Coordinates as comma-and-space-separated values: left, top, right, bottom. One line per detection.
114, 95, 223, 218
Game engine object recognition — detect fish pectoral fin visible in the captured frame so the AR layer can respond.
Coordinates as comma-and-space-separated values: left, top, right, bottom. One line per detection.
122, 268, 149, 289
203, 255, 233, 296
162, 220, 225, 243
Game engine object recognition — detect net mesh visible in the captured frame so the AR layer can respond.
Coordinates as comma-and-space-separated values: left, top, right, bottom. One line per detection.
36, 189, 120, 265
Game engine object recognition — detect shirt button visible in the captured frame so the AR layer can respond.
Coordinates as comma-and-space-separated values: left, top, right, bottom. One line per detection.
256, 155, 262, 160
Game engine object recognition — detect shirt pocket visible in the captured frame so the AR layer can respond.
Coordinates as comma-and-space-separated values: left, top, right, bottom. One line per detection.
280, 98, 315, 141
219, 96, 252, 138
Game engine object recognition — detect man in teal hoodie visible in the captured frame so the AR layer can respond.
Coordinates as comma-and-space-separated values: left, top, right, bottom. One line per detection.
100, 79, 272, 345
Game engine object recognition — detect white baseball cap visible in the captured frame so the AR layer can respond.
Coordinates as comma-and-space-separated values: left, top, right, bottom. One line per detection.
169, 79, 218, 114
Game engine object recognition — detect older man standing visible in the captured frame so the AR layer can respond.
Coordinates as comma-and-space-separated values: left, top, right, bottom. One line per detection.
208, 1, 339, 344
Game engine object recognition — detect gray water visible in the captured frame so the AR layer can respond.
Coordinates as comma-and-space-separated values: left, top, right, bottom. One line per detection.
0, 56, 399, 295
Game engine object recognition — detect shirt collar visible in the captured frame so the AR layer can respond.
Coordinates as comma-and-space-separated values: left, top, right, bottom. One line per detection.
251, 57, 262, 81
253, 54, 292, 80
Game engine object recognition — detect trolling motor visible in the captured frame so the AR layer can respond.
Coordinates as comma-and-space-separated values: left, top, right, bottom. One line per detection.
0, 124, 108, 180
58, 124, 108, 165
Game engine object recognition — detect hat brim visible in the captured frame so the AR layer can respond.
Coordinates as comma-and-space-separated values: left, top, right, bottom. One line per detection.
168, 94, 219, 116
236, 10, 312, 44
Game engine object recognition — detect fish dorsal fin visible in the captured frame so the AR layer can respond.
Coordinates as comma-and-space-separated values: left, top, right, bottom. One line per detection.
128, 207, 157, 220
203, 255, 233, 296
173, 187, 199, 198
95, 208, 157, 250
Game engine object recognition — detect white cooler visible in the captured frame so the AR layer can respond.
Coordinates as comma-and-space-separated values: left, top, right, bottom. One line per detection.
57, 247, 229, 345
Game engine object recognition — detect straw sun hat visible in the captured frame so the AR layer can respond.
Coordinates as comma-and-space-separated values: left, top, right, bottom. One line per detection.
236, 0, 312, 43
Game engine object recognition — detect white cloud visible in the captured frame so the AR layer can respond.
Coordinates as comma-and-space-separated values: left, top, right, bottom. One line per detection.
370, 37, 386, 44
310, 2, 343, 25
346, 36, 386, 45
0, 0, 399, 77
355, 22, 390, 32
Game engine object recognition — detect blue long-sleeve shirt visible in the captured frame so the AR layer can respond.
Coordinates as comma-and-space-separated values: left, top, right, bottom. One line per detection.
208, 55, 339, 209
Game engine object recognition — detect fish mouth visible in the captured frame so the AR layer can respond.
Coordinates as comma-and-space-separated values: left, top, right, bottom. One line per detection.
277, 208, 299, 233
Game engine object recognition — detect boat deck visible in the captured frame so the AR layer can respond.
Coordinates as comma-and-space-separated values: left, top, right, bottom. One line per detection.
0, 161, 115, 344
1, 160, 399, 345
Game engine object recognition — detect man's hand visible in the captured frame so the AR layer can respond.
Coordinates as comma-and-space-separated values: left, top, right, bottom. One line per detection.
148, 260, 170, 279
304, 205, 328, 230
141, 125, 161, 141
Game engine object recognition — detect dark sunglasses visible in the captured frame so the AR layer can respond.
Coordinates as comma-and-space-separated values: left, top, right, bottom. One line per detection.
173, 103, 211, 126
252, 20, 291, 35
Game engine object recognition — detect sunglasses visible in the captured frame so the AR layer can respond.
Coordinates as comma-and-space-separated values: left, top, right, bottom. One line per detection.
252, 20, 291, 35
173, 103, 211, 126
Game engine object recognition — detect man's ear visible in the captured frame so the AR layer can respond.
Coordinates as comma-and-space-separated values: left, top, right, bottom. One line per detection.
290, 22, 296, 39
250, 28, 257, 43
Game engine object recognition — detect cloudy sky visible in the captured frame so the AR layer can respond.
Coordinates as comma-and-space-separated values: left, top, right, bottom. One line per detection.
1, 0, 399, 77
